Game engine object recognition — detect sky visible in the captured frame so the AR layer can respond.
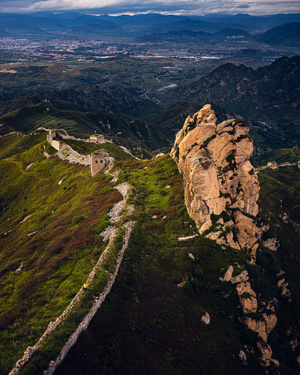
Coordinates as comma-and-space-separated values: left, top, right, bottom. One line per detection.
0, 0, 300, 15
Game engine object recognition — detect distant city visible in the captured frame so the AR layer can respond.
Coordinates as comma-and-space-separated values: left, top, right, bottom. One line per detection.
0, 35, 299, 65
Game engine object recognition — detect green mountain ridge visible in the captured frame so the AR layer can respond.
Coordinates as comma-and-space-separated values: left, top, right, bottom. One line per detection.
0, 117, 299, 374
0, 103, 172, 152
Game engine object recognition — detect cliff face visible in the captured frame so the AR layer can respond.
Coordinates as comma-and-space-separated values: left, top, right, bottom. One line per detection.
171, 104, 281, 366
171, 104, 260, 259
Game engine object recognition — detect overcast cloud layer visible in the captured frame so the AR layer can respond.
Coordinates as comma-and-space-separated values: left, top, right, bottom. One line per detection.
0, 0, 299, 15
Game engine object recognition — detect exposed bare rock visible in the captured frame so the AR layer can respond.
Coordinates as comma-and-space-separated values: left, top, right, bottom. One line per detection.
270, 358, 280, 367
171, 104, 260, 254
188, 253, 195, 260
280, 212, 289, 223
236, 281, 258, 314
231, 270, 249, 284
263, 237, 279, 251
199, 220, 212, 234
263, 313, 277, 336
177, 276, 189, 288
206, 231, 223, 241
290, 338, 298, 351
201, 312, 211, 325
277, 278, 291, 299
221, 265, 234, 281
257, 341, 273, 366
242, 306, 277, 345
170, 104, 281, 367
245, 318, 268, 342
234, 211, 259, 251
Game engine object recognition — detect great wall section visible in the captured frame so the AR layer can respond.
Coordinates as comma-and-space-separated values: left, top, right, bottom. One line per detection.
9, 130, 136, 375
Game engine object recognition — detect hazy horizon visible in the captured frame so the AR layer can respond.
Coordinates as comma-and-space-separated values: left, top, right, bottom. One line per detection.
0, 0, 300, 16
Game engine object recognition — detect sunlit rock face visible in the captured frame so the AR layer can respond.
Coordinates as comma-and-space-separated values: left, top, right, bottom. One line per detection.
171, 104, 260, 258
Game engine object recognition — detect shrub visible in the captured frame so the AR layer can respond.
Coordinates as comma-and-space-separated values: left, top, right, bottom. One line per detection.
72, 215, 85, 226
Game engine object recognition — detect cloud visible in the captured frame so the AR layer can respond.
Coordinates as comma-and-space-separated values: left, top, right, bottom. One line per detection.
0, 0, 299, 15
237, 4, 250, 8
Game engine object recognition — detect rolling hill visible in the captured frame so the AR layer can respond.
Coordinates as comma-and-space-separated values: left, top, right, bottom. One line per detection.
256, 22, 300, 46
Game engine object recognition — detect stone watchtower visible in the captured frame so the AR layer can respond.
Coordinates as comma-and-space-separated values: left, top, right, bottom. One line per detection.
91, 150, 109, 177
47, 130, 63, 151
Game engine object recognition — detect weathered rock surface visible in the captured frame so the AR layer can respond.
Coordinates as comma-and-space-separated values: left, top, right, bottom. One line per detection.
263, 237, 279, 251
236, 281, 258, 314
170, 104, 260, 257
257, 341, 273, 366
171, 104, 279, 368
231, 270, 249, 284
238, 349, 248, 365
277, 277, 291, 300
243, 313, 277, 344
221, 265, 234, 281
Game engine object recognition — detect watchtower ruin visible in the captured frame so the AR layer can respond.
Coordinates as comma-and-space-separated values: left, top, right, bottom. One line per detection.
91, 150, 109, 177
47, 131, 63, 151
89, 134, 106, 144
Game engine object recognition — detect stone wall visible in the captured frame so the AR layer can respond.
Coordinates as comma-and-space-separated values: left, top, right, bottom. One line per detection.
9, 178, 134, 375
56, 143, 91, 166
44, 221, 135, 375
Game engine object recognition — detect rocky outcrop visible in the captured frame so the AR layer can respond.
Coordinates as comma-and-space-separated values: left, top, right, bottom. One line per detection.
243, 311, 277, 344
222, 265, 278, 366
171, 106, 281, 367
170, 104, 260, 259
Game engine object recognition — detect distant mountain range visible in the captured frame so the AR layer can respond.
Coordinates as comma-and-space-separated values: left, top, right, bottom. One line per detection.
256, 22, 300, 46
166, 55, 300, 148
136, 22, 300, 45
135, 28, 254, 43
0, 12, 300, 37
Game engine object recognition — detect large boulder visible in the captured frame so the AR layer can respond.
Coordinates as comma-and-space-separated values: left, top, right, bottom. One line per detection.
171, 104, 260, 253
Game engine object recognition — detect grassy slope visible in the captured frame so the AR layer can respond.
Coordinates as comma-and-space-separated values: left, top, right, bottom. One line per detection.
256, 166, 300, 374
0, 135, 124, 374
55, 156, 265, 375
252, 146, 300, 167
55, 161, 300, 375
